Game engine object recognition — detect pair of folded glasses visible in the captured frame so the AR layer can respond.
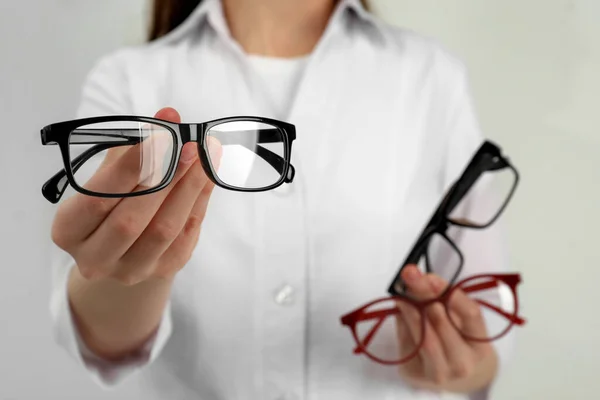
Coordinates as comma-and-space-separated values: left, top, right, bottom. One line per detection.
340, 141, 527, 365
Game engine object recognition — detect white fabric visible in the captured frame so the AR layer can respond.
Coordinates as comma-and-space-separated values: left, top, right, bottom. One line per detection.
49, 0, 516, 399
246, 54, 309, 120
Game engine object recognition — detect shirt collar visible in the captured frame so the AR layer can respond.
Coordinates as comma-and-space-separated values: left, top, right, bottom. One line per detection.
153, 0, 382, 46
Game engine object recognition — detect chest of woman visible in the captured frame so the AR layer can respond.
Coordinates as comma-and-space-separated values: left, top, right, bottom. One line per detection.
123, 38, 459, 399
124, 40, 450, 291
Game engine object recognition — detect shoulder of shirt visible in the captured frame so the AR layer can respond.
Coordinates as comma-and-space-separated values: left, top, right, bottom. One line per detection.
88, 9, 470, 91
370, 18, 470, 83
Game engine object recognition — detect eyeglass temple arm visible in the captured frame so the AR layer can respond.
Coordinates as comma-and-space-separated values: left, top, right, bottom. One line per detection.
42, 141, 127, 203
343, 307, 400, 354
42, 130, 295, 204
352, 316, 387, 354
461, 281, 526, 325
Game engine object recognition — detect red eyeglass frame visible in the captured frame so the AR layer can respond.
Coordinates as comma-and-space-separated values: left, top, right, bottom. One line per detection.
340, 273, 527, 365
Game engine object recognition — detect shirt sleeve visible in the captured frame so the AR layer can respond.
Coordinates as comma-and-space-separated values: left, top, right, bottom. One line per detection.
49, 50, 174, 388
440, 64, 517, 400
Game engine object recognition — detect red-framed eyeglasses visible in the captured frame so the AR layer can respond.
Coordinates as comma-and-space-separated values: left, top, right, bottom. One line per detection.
340, 273, 526, 365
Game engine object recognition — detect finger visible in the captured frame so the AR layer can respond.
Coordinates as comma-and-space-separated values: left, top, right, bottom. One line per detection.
448, 286, 489, 343
419, 319, 452, 384
52, 107, 181, 248
427, 275, 475, 379
395, 303, 425, 378
154, 168, 218, 279
396, 300, 423, 359
396, 309, 416, 351
138, 128, 173, 188
114, 159, 210, 283
401, 267, 451, 384
153, 139, 221, 278
77, 142, 198, 275
52, 144, 142, 251
205, 136, 223, 173
401, 265, 435, 299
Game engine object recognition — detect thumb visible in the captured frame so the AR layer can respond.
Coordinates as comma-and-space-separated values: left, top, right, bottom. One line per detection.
155, 107, 181, 123
400, 264, 422, 285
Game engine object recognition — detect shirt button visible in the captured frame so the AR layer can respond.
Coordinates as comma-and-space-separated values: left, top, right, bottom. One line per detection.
273, 284, 295, 306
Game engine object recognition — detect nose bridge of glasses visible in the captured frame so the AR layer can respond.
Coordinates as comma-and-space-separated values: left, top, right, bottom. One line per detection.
178, 124, 194, 143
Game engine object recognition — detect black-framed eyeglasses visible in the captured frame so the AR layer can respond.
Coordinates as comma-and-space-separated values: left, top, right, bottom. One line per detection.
387, 140, 520, 298
40, 115, 297, 204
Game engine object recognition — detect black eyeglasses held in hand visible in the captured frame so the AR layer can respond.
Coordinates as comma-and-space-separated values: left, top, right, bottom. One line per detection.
387, 140, 520, 298
40, 115, 297, 204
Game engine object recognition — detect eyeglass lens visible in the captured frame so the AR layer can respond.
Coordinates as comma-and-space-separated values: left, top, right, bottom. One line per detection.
448, 165, 516, 227
68, 121, 176, 195
67, 119, 287, 195
206, 121, 285, 189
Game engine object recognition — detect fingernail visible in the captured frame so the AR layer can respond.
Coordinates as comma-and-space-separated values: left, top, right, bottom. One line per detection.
180, 144, 197, 163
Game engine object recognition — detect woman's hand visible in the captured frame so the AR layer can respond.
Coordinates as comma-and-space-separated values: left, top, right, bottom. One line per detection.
396, 265, 498, 393
53, 107, 222, 286
52, 107, 222, 360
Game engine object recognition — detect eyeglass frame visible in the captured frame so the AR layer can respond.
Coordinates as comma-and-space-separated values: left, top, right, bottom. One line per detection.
387, 140, 520, 297
40, 115, 297, 204
340, 272, 526, 365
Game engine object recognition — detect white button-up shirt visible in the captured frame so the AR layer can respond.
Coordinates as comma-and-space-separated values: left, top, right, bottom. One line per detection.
50, 0, 515, 399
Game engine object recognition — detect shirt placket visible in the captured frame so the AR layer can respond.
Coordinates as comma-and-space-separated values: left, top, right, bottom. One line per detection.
204, 3, 351, 400
254, 182, 308, 400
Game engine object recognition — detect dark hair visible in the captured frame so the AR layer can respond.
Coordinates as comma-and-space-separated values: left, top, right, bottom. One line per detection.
149, 0, 369, 41
149, 0, 203, 41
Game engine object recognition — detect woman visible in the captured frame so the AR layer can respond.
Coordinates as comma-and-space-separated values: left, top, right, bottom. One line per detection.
49, 0, 514, 399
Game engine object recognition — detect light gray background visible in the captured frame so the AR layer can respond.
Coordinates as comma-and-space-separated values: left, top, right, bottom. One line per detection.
1, 0, 598, 399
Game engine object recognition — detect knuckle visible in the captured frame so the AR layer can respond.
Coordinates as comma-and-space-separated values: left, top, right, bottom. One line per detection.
453, 361, 473, 379
77, 263, 102, 281
84, 196, 112, 218
51, 224, 70, 250
113, 272, 146, 286
428, 306, 447, 329
433, 370, 448, 385
172, 249, 194, 269
420, 336, 436, 354
109, 215, 143, 239
77, 265, 95, 280
148, 219, 180, 242
184, 213, 204, 235
153, 265, 180, 280
152, 268, 171, 280
51, 208, 78, 249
